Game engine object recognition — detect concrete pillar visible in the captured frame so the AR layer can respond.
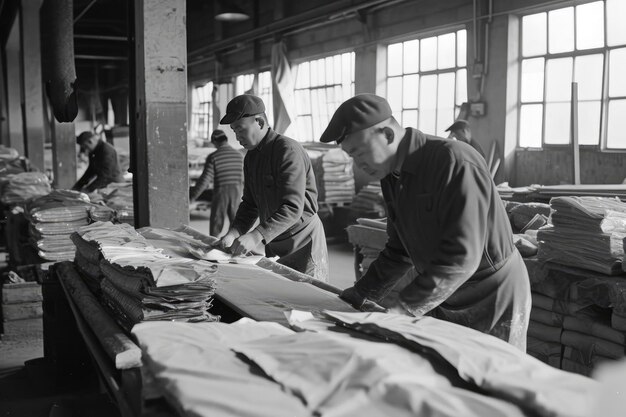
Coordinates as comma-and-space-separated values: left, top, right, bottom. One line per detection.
6, 17, 24, 155
132, 0, 189, 228
0, 46, 9, 145
50, 118, 76, 189
21, 0, 45, 171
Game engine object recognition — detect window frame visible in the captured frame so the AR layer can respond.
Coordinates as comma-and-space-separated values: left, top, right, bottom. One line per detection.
516, 0, 626, 151
190, 81, 213, 141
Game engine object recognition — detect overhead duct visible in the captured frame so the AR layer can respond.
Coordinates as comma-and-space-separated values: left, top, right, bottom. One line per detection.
40, 0, 78, 123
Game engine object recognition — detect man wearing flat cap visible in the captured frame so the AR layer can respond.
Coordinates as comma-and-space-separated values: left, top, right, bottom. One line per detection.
72, 131, 122, 193
321, 94, 531, 350
445, 119, 486, 159
218, 94, 329, 282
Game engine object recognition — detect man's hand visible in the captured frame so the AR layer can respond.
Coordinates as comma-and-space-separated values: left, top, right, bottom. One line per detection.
385, 300, 415, 316
230, 230, 263, 256
218, 230, 240, 252
339, 286, 366, 309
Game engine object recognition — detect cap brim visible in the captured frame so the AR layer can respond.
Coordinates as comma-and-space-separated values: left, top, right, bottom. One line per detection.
219, 113, 238, 125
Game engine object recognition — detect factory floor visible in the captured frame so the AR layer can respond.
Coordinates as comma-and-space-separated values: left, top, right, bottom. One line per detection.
0, 210, 357, 416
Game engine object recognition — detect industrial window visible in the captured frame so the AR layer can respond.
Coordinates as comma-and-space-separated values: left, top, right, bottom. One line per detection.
292, 52, 355, 142
234, 71, 273, 127
191, 82, 213, 140
386, 30, 467, 138
518, 0, 626, 149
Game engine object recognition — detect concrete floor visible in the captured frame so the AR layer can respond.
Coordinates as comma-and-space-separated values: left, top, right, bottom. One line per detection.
0, 213, 358, 415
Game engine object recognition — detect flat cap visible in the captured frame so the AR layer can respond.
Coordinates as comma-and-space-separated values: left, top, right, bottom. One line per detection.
76, 131, 97, 143
220, 94, 266, 125
319, 94, 392, 143
445, 119, 470, 132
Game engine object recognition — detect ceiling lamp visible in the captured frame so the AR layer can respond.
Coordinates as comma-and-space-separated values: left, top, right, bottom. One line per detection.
215, 2, 250, 22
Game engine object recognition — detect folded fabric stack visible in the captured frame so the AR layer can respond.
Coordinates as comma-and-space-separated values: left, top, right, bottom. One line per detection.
0, 172, 52, 205
97, 182, 134, 225
350, 182, 386, 216
305, 145, 355, 205
506, 202, 551, 233
525, 258, 626, 376
26, 190, 93, 261
537, 196, 626, 275
72, 221, 219, 331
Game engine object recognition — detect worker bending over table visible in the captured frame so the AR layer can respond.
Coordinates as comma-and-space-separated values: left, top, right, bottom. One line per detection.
218, 94, 329, 282
320, 94, 531, 350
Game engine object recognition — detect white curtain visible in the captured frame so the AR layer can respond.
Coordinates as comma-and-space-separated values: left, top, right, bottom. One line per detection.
271, 41, 295, 134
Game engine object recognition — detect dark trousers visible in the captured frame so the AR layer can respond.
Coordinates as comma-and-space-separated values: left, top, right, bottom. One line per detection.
210, 185, 243, 238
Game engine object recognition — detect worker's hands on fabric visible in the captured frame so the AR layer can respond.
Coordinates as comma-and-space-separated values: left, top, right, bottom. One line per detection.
385, 300, 415, 316
218, 230, 240, 252
229, 229, 263, 256
339, 286, 367, 309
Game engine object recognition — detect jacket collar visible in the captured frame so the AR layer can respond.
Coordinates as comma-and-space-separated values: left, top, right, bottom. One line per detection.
392, 127, 427, 176
252, 128, 276, 152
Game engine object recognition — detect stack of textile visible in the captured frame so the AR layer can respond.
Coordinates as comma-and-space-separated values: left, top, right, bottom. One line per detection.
305, 145, 355, 205
537, 196, 626, 275
525, 258, 626, 376
0, 172, 52, 206
349, 182, 386, 216
26, 190, 93, 261
72, 222, 219, 331
97, 182, 134, 225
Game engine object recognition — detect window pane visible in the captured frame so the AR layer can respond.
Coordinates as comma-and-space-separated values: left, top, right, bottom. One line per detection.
519, 104, 543, 147
607, 99, 626, 148
419, 74, 437, 133
388, 43, 403, 76
403, 74, 419, 108
325, 57, 334, 85
402, 110, 418, 128
387, 77, 403, 112
403, 39, 419, 73
295, 90, 311, 114
576, 2, 604, 50
609, 48, 626, 97
544, 102, 570, 144
438, 33, 456, 69
548, 7, 574, 53
546, 58, 573, 102
317, 59, 326, 86
457, 30, 467, 67
521, 58, 545, 102
420, 36, 437, 71
296, 62, 310, 88
607, 0, 626, 46
577, 101, 601, 145
574, 54, 603, 100
456, 69, 467, 105
522, 13, 547, 57
437, 108, 454, 138
438, 73, 455, 110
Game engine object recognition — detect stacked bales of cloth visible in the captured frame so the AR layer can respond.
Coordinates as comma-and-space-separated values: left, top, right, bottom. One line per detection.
507, 202, 551, 233
97, 182, 134, 224
305, 145, 355, 205
525, 258, 626, 376
537, 197, 626, 275
0, 172, 52, 206
349, 182, 386, 216
72, 222, 219, 331
26, 190, 94, 261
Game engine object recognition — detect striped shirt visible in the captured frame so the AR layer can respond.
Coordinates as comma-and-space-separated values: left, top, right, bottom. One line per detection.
190, 144, 244, 200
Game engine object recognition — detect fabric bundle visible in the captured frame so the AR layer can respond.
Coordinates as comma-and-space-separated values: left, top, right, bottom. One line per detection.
537, 196, 626, 275
350, 182, 386, 215
305, 145, 355, 205
73, 222, 219, 331
96, 182, 134, 225
25, 190, 94, 261
526, 258, 626, 376
0, 172, 52, 205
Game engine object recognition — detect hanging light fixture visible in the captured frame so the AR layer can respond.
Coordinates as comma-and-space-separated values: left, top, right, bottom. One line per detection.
215, 1, 250, 22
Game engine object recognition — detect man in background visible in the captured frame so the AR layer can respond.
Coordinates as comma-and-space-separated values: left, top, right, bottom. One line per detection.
190, 129, 244, 238
219, 94, 328, 282
445, 119, 485, 159
72, 131, 122, 193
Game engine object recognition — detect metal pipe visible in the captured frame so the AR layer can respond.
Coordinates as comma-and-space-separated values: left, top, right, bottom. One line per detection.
74, 34, 126, 41
74, 0, 99, 24
75, 54, 127, 61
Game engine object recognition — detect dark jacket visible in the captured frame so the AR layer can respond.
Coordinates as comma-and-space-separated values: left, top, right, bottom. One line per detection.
231, 129, 319, 243
73, 140, 122, 193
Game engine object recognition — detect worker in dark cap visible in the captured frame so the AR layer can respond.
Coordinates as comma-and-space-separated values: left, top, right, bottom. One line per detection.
72, 131, 122, 193
445, 119, 486, 159
190, 129, 244, 238
218, 94, 329, 282
320, 94, 531, 350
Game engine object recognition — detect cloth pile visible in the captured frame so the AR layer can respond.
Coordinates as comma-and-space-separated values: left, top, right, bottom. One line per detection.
72, 221, 219, 331
526, 258, 626, 376
26, 190, 94, 261
96, 182, 134, 224
0, 172, 52, 205
305, 145, 355, 205
349, 182, 386, 216
537, 197, 626, 275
